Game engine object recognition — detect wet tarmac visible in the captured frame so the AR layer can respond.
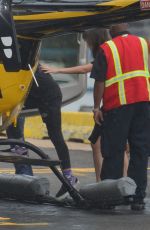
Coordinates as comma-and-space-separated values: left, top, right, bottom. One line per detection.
1, 199, 150, 230
0, 140, 150, 230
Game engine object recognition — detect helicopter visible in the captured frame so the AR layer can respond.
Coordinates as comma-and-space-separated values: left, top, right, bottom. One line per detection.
0, 0, 149, 131
0, 0, 149, 208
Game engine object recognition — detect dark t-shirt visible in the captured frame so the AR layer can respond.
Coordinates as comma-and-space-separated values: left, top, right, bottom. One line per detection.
25, 66, 62, 109
90, 48, 107, 82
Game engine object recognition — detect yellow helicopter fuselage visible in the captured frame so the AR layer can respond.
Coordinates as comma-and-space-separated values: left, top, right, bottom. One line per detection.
0, 0, 149, 130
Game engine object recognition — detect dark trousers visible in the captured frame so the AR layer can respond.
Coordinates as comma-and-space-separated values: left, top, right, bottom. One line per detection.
100, 102, 150, 199
6, 115, 33, 176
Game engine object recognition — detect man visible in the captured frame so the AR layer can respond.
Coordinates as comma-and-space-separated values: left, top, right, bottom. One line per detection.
91, 23, 150, 210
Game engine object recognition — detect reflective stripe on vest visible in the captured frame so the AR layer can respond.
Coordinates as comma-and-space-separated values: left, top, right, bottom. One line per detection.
139, 37, 150, 100
105, 38, 150, 104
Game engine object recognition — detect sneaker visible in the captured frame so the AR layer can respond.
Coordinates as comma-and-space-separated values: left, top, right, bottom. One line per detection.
56, 176, 79, 200
10, 145, 28, 156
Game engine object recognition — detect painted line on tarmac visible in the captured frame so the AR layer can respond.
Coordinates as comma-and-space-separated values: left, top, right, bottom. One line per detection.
0, 167, 150, 175
0, 222, 48, 226
0, 167, 95, 174
0, 217, 48, 227
0, 217, 10, 220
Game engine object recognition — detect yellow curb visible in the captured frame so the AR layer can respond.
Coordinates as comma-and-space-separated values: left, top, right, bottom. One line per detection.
24, 112, 94, 143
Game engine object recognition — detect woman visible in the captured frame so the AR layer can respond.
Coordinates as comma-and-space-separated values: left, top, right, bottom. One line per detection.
6, 66, 79, 200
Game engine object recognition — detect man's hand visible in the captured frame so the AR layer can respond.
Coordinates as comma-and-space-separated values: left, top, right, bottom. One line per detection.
93, 109, 103, 125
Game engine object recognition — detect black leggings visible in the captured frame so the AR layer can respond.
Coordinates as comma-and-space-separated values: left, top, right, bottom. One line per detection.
40, 106, 71, 170
24, 68, 71, 170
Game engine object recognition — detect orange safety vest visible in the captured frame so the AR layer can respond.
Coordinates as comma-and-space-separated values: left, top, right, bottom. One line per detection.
100, 34, 150, 111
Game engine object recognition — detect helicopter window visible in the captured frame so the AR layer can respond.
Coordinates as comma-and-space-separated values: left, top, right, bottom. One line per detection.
40, 33, 80, 85
40, 32, 87, 105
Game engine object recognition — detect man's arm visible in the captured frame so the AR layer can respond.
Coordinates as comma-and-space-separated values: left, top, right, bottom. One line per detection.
90, 48, 107, 125
93, 80, 104, 125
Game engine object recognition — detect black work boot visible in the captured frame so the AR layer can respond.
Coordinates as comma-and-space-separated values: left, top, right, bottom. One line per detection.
131, 197, 145, 211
